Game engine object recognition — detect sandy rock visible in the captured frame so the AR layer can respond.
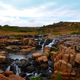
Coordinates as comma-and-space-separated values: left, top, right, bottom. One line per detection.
54, 60, 72, 73
36, 55, 48, 62
75, 54, 80, 64
37, 56, 43, 62
62, 54, 69, 62
54, 53, 63, 62
42, 56, 48, 62
32, 53, 42, 58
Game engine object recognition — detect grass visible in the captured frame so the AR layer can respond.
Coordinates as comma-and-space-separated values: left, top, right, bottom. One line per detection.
0, 22, 80, 36
56, 72, 62, 80
31, 76, 42, 80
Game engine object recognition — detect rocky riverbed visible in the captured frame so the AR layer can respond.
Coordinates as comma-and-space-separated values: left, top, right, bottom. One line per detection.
0, 34, 80, 80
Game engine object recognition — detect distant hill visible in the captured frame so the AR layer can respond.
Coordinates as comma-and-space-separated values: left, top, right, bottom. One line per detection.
38, 22, 80, 35
0, 22, 80, 35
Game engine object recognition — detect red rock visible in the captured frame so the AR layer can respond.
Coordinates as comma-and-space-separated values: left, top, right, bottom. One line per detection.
54, 60, 72, 73
75, 54, 80, 64
0, 74, 8, 80
3, 71, 13, 77
32, 53, 42, 58
42, 56, 48, 62
8, 74, 25, 80
36, 55, 48, 62
37, 56, 43, 62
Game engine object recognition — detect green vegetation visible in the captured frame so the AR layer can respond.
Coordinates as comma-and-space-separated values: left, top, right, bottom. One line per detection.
70, 32, 80, 35
0, 22, 80, 35
50, 45, 59, 52
56, 72, 62, 80
31, 76, 42, 80
0, 25, 37, 32
40, 22, 80, 35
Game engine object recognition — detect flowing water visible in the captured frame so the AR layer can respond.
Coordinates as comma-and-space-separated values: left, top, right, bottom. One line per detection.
6, 62, 21, 75
5, 38, 56, 79
8, 54, 26, 60
45, 39, 56, 48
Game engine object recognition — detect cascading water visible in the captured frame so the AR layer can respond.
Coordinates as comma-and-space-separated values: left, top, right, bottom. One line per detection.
16, 65, 21, 75
6, 66, 10, 71
41, 39, 47, 53
8, 54, 25, 60
45, 39, 56, 48
6, 61, 21, 75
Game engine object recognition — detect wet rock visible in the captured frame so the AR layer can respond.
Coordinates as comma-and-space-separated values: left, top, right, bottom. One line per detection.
40, 63, 48, 70
20, 59, 27, 65
26, 65, 35, 73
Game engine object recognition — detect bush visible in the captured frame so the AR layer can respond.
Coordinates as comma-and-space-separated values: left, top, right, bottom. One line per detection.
56, 72, 62, 80
31, 76, 42, 80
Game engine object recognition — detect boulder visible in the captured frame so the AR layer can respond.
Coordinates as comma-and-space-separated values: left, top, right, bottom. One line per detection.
42, 56, 48, 62
54, 53, 63, 62
54, 60, 72, 73
32, 53, 42, 58
36, 56, 48, 62
62, 54, 69, 62
0, 74, 8, 80
3, 71, 13, 77
75, 54, 80, 64
8, 74, 25, 80
40, 63, 48, 70
54, 70, 76, 80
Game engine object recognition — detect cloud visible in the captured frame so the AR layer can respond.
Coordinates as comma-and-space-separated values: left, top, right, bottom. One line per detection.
0, 0, 80, 27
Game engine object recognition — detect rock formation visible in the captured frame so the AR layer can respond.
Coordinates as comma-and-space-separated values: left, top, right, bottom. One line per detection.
0, 71, 25, 80
53, 45, 76, 80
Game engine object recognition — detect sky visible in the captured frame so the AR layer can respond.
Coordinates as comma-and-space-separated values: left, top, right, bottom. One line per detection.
0, 0, 80, 27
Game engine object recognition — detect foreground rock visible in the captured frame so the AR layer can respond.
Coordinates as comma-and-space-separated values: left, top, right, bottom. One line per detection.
53, 45, 77, 80
0, 71, 25, 80
8, 75, 25, 80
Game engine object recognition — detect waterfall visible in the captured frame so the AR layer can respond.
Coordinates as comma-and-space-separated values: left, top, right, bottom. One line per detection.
16, 65, 21, 75
34, 73, 38, 77
6, 61, 21, 75
46, 39, 56, 48
38, 41, 41, 45
6, 66, 10, 71
41, 39, 46, 52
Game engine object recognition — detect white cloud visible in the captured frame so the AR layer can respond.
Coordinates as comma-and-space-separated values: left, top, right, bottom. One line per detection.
0, 1, 80, 27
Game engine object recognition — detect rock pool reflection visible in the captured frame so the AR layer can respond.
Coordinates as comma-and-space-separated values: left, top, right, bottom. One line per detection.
8, 54, 26, 60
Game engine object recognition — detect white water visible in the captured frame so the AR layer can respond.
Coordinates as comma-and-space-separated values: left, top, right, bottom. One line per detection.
16, 65, 21, 75
8, 54, 26, 60
46, 39, 56, 48
6, 61, 21, 75
6, 66, 10, 71
39, 41, 41, 45
41, 39, 47, 52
